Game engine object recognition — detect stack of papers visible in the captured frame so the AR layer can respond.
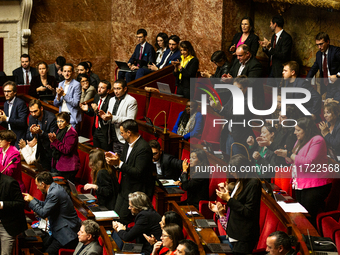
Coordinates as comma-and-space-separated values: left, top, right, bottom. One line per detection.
92, 210, 119, 220
277, 201, 308, 213
159, 179, 177, 186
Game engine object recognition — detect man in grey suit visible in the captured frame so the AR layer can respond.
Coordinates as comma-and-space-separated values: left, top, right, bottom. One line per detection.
54, 63, 82, 129
99, 79, 137, 155
23, 172, 81, 255
73, 220, 103, 255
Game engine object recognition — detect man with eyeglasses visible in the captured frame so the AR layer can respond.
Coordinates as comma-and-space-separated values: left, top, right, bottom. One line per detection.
24, 99, 57, 170
307, 32, 340, 101
118, 28, 155, 83
0, 81, 28, 148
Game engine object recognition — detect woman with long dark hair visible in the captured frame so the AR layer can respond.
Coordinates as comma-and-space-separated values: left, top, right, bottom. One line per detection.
84, 149, 119, 210
215, 154, 262, 255
280, 117, 332, 226
229, 17, 259, 60
175, 149, 209, 209
319, 102, 340, 157
154, 33, 169, 65
172, 41, 199, 99
172, 100, 203, 140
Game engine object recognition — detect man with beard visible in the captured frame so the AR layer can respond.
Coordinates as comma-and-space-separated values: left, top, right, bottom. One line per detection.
12, 54, 38, 85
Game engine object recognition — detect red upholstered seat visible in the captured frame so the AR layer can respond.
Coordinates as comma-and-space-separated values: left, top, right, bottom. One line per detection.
79, 113, 94, 140
321, 216, 340, 241
146, 97, 171, 127
167, 102, 186, 131
317, 211, 340, 237
58, 249, 74, 255
333, 230, 340, 254
130, 92, 147, 120
199, 112, 223, 149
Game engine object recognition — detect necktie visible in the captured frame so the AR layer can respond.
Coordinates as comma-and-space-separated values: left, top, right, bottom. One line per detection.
139, 45, 143, 60
95, 99, 102, 129
26, 70, 29, 85
323, 53, 329, 86
112, 97, 120, 115
270, 35, 277, 67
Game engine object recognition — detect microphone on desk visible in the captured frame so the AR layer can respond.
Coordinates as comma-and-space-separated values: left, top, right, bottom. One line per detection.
1, 157, 18, 173
153, 111, 167, 138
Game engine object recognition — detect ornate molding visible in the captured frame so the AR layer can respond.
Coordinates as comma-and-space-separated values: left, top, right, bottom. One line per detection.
253, 0, 340, 11
21, 0, 33, 47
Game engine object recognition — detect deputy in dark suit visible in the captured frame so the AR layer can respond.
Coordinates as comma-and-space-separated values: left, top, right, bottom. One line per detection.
149, 140, 182, 180
227, 44, 264, 109
260, 15, 292, 80
118, 28, 155, 83
282, 61, 322, 121
210, 76, 255, 157
0, 81, 28, 149
0, 173, 27, 254
135, 35, 181, 79
105, 120, 155, 225
73, 220, 102, 255
48, 56, 66, 83
26, 99, 58, 170
307, 32, 340, 101
23, 172, 81, 255
80, 80, 112, 151
12, 54, 38, 85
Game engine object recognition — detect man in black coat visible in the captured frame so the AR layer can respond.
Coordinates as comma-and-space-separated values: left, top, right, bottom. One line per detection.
80, 80, 112, 151
306, 32, 340, 101
105, 120, 155, 225
0, 81, 28, 149
26, 99, 57, 170
149, 140, 182, 180
12, 54, 38, 85
260, 15, 292, 80
0, 173, 27, 254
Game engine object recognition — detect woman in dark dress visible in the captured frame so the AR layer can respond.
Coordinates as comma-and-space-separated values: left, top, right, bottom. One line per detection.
84, 149, 119, 210
29, 61, 56, 99
229, 17, 259, 61
172, 41, 199, 99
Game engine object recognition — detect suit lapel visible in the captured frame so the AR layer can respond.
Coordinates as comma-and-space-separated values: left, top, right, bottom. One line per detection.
328, 45, 333, 70
125, 137, 140, 164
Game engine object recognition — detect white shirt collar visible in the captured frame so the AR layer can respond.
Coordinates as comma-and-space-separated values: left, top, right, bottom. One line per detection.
128, 135, 141, 148
275, 29, 284, 41
140, 42, 146, 49
8, 96, 16, 105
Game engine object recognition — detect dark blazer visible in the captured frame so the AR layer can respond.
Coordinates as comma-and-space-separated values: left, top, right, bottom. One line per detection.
1, 97, 28, 149
158, 153, 183, 180
174, 57, 199, 89
307, 45, 340, 94
212, 61, 231, 78
117, 208, 162, 254
28, 75, 57, 99
180, 171, 209, 210
128, 42, 155, 67
86, 94, 112, 139
26, 110, 58, 170
220, 93, 255, 151
324, 118, 340, 157
282, 79, 322, 117
73, 241, 103, 255
263, 30, 292, 78
12, 67, 38, 85
157, 48, 181, 68
230, 33, 260, 58
229, 55, 264, 108
0, 173, 27, 237
48, 63, 64, 83
227, 178, 262, 252
29, 182, 81, 246
114, 137, 155, 223
96, 169, 119, 210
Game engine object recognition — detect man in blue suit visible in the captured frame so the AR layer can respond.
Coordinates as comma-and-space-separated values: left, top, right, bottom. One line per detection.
118, 28, 155, 83
23, 172, 81, 255
0, 81, 28, 149
135, 34, 181, 79
307, 32, 340, 101
54, 64, 82, 129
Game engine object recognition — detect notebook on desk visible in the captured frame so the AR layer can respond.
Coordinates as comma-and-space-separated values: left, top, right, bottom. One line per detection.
67, 180, 96, 202
195, 219, 217, 228
157, 82, 183, 97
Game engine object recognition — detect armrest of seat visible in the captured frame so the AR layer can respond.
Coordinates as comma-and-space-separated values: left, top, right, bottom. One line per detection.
59, 249, 75, 255
317, 210, 340, 236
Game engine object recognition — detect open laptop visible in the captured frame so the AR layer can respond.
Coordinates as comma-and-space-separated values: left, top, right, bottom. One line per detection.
67, 180, 96, 202
115, 61, 137, 72
155, 179, 185, 194
186, 203, 218, 228
307, 229, 338, 255
122, 243, 143, 253
157, 82, 183, 97
206, 243, 232, 253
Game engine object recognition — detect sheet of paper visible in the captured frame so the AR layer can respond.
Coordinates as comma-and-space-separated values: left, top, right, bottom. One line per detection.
159, 179, 177, 186
277, 201, 308, 213
78, 136, 90, 143
93, 210, 119, 219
